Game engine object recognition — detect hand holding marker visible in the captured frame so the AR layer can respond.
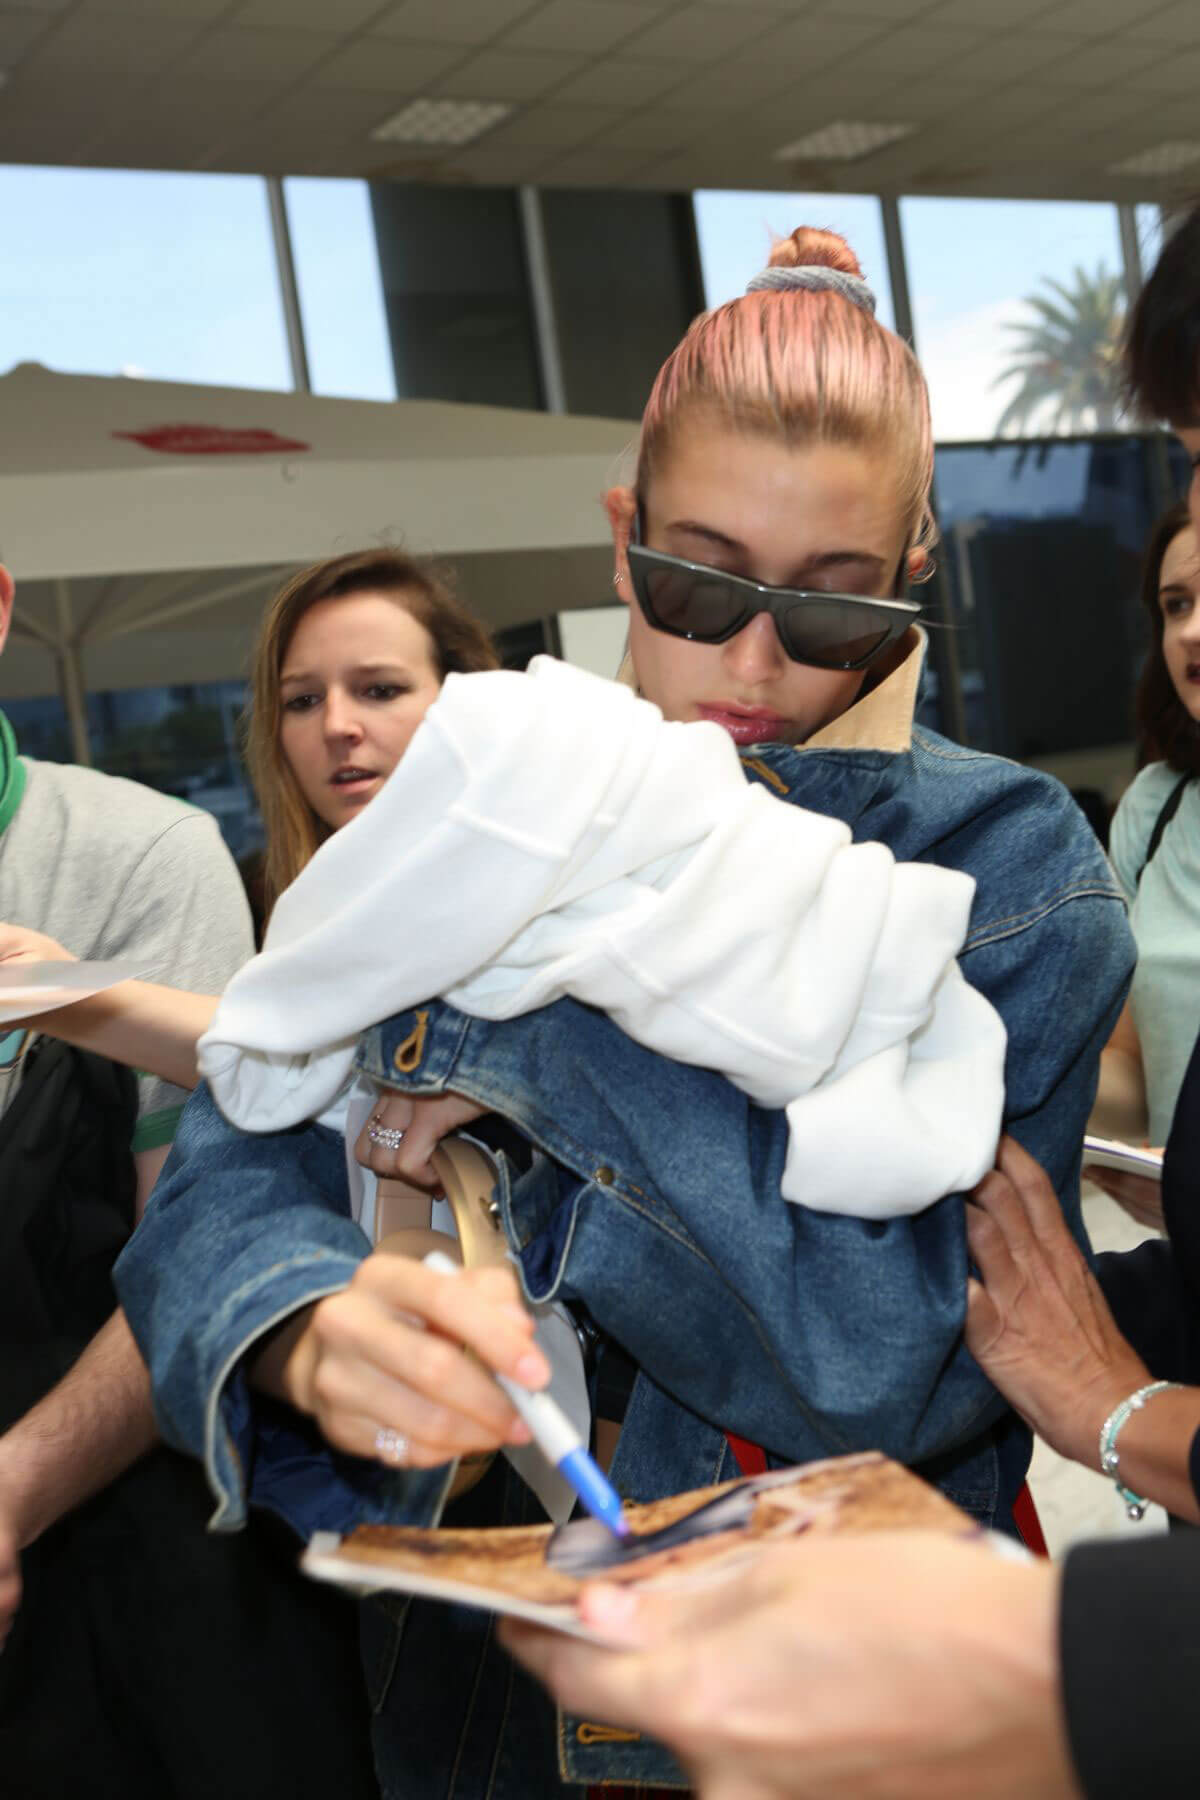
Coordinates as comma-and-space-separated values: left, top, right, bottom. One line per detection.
424, 1251, 630, 1541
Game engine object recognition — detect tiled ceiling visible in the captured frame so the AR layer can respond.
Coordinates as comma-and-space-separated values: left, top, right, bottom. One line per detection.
0, 0, 1195, 200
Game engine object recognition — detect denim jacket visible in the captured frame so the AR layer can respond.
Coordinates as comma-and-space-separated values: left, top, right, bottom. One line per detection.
116, 724, 1133, 1795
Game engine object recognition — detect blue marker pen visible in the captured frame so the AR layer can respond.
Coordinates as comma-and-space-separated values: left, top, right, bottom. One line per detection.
424, 1251, 630, 1541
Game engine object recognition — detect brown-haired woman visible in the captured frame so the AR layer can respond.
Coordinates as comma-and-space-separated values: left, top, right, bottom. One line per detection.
1090, 501, 1200, 1225
0, 545, 497, 1085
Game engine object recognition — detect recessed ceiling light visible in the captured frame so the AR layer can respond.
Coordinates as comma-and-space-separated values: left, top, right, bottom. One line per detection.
371, 98, 512, 148
1109, 140, 1200, 178
774, 120, 913, 163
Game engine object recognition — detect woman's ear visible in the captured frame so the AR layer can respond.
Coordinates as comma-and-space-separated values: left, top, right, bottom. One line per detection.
604, 486, 636, 607
0, 566, 13, 656
906, 546, 930, 586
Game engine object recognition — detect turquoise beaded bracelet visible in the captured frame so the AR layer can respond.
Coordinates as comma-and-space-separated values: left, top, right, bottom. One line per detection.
1098, 1380, 1182, 1519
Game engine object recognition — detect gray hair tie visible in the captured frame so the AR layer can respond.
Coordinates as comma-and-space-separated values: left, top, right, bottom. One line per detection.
746, 265, 877, 316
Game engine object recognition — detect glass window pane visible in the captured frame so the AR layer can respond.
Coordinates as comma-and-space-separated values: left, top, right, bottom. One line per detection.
901, 198, 1126, 442
1, 680, 262, 861
933, 437, 1163, 761
368, 184, 541, 409
1136, 203, 1164, 282
0, 166, 291, 389
283, 178, 396, 402
541, 190, 702, 418
693, 191, 895, 331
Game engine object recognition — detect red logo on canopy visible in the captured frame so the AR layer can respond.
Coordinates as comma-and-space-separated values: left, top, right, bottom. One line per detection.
112, 423, 311, 456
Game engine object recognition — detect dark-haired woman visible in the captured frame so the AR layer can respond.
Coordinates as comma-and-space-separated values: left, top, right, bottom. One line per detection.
1091, 502, 1200, 1224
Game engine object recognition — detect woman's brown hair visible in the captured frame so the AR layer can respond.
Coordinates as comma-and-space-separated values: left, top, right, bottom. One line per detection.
246, 548, 498, 914
1134, 500, 1200, 773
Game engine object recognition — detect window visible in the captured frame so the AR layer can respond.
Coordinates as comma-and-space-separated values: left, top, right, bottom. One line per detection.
0, 165, 291, 389
283, 178, 396, 401
934, 436, 1166, 758
693, 190, 895, 331
902, 198, 1126, 443
2, 679, 262, 860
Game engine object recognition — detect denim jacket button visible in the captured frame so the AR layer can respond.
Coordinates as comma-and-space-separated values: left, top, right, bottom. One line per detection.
594, 1165, 615, 1186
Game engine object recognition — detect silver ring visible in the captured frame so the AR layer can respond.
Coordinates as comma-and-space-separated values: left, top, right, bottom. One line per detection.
374, 1426, 409, 1466
367, 1116, 406, 1152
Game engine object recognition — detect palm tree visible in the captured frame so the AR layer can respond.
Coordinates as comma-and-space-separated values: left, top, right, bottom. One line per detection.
992, 263, 1126, 437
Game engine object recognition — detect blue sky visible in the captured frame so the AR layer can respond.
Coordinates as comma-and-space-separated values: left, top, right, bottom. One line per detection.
0, 164, 393, 399
0, 163, 1158, 442
696, 191, 1157, 441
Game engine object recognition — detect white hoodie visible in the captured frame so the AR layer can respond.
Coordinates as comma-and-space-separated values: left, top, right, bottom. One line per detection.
199, 657, 1005, 1218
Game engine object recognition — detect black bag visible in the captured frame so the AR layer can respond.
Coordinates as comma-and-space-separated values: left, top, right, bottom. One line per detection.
1137, 772, 1193, 888
0, 1034, 136, 1430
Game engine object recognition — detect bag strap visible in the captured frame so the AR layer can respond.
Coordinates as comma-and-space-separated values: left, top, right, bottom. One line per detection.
1138, 772, 1192, 886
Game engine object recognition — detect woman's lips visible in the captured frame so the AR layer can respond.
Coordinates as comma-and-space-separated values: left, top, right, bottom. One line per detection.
330, 767, 379, 796
697, 703, 788, 746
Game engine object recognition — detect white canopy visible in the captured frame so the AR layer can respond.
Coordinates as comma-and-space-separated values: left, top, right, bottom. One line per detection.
0, 363, 636, 757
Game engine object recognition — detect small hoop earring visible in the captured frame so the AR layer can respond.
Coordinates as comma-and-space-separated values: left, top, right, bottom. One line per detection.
613, 572, 623, 591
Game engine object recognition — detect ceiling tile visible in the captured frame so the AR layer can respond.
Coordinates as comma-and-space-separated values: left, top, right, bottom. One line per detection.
1124, 47, 1200, 95
429, 47, 585, 100
268, 86, 406, 147
232, 0, 381, 23
439, 144, 557, 185
0, 8, 53, 59
604, 104, 713, 149
484, 100, 627, 147
535, 142, 656, 184
1038, 0, 1168, 28
847, 24, 990, 74
938, 82, 1073, 130
5, 0, 91, 13
549, 52, 689, 104
934, 29, 1086, 83
372, 0, 535, 44
27, 11, 208, 71
184, 26, 343, 82
744, 13, 893, 71
504, 2, 654, 56
1046, 39, 1173, 88
806, 0, 946, 16
919, 0, 1056, 22
870, 77, 992, 120
619, 3, 783, 61
308, 35, 466, 91
643, 55, 793, 108
1136, 1, 1200, 43
82, 0, 233, 16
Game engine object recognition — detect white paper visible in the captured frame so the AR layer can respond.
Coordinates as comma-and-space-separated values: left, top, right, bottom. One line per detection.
0, 960, 144, 1020
1082, 1135, 1163, 1182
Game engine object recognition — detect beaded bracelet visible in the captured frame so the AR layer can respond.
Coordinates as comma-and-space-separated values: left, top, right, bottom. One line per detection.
1098, 1380, 1183, 1519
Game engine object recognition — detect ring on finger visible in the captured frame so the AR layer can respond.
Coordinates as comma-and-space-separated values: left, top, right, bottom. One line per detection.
375, 1426, 410, 1466
368, 1114, 406, 1152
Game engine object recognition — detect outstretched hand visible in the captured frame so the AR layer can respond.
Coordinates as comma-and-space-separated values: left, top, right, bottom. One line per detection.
0, 921, 76, 966
965, 1135, 1150, 1471
503, 1532, 1074, 1800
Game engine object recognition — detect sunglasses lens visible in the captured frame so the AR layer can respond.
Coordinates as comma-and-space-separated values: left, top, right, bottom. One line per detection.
778, 600, 895, 669
642, 565, 744, 640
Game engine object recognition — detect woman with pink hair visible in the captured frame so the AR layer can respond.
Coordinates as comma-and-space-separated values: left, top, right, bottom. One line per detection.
117, 224, 1134, 1799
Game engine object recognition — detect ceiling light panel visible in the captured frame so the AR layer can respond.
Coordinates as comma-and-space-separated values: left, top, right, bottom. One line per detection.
774, 120, 914, 162
370, 97, 512, 146
1110, 140, 1200, 177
